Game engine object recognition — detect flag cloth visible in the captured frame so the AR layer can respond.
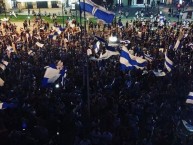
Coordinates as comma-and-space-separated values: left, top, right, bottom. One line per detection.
144, 54, 153, 62
0, 60, 8, 71
94, 36, 108, 45
174, 40, 180, 51
0, 102, 17, 109
12, 11, 17, 18
182, 120, 193, 132
36, 42, 44, 48
42, 63, 66, 87
186, 92, 193, 104
165, 51, 173, 72
99, 49, 119, 60
120, 46, 147, 71
153, 70, 166, 77
93, 41, 100, 53
80, 0, 115, 23
90, 47, 119, 61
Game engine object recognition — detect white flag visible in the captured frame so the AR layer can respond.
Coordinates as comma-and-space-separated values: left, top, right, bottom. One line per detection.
12, 11, 17, 18
36, 42, 44, 48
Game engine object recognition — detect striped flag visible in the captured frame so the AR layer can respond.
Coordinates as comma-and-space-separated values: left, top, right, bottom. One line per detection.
182, 120, 193, 132
0, 78, 4, 86
186, 92, 193, 104
0, 102, 17, 109
144, 54, 153, 62
120, 46, 147, 71
153, 70, 166, 77
42, 63, 67, 87
165, 51, 173, 72
0, 60, 8, 71
80, 0, 115, 23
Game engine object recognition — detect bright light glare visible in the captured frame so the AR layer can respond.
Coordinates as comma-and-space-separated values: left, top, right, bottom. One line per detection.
109, 36, 117, 42
55, 84, 60, 88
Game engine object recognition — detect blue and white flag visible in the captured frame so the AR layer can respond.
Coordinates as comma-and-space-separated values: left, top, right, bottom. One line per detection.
165, 51, 173, 72
174, 40, 181, 51
186, 92, 193, 104
90, 45, 119, 61
93, 41, 100, 53
0, 102, 17, 109
0, 60, 8, 71
80, 0, 115, 23
42, 63, 66, 87
153, 70, 166, 77
120, 46, 147, 71
144, 54, 153, 62
99, 49, 119, 60
120, 40, 130, 44
182, 120, 193, 132
95, 36, 107, 45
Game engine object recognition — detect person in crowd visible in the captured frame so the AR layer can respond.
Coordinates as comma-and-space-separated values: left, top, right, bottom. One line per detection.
0, 12, 193, 145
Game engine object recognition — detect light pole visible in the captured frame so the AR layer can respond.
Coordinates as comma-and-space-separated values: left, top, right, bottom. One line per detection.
3, 3, 6, 18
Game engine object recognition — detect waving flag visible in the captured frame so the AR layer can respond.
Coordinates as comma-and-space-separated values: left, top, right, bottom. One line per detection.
182, 120, 193, 132
0, 102, 17, 109
12, 11, 17, 18
36, 42, 44, 48
120, 46, 147, 71
0, 60, 8, 71
95, 36, 108, 44
80, 0, 115, 23
93, 41, 100, 53
42, 62, 67, 87
153, 70, 166, 77
165, 51, 173, 72
186, 92, 193, 104
144, 54, 153, 62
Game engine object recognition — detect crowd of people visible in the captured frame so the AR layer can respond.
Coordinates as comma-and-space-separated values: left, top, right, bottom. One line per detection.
0, 13, 193, 145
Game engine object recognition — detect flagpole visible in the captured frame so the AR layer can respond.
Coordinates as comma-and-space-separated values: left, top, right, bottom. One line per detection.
83, 0, 90, 121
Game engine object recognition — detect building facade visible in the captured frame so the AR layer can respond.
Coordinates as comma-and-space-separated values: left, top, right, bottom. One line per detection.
0, 0, 181, 10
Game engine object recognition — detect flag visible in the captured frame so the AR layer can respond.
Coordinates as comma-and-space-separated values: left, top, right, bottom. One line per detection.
36, 42, 44, 48
94, 36, 107, 45
99, 49, 119, 60
174, 40, 180, 51
144, 54, 153, 62
80, 0, 115, 23
28, 50, 35, 56
12, 11, 17, 18
182, 120, 193, 132
120, 46, 147, 71
153, 70, 166, 77
0, 60, 8, 71
42, 63, 66, 87
90, 47, 119, 61
165, 51, 173, 72
186, 92, 193, 104
0, 78, 4, 86
0, 102, 17, 109
93, 41, 100, 53
120, 40, 130, 44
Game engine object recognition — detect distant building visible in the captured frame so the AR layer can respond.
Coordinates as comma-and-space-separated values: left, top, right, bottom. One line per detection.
0, 0, 177, 11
